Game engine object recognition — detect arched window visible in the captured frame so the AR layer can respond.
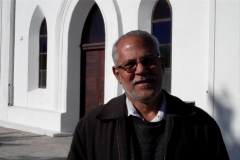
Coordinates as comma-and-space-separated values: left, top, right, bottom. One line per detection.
39, 18, 47, 88
152, 0, 171, 92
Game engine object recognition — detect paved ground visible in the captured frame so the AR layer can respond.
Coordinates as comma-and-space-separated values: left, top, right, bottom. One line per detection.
0, 126, 73, 160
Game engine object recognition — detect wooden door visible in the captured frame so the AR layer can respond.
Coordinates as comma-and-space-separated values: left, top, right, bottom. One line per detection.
80, 3, 105, 118
80, 46, 105, 117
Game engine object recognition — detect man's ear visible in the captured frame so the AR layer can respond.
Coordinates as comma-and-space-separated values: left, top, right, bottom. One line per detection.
112, 66, 121, 84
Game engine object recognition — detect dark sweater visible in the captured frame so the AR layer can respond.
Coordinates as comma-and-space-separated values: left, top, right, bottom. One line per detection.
130, 116, 165, 160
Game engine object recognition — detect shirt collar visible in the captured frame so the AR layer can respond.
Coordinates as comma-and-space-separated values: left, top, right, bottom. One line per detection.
126, 91, 166, 122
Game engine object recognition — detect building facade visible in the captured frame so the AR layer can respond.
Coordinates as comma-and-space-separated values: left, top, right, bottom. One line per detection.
0, 0, 240, 159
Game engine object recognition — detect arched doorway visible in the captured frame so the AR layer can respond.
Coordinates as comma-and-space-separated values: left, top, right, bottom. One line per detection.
80, 3, 105, 118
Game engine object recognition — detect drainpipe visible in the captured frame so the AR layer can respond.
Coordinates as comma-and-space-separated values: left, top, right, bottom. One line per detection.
8, 0, 15, 106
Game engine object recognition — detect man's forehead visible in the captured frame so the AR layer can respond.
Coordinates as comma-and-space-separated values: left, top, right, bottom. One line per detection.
117, 36, 147, 45
117, 36, 154, 52
119, 38, 155, 53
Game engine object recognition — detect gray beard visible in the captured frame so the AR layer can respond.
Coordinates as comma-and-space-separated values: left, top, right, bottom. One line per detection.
120, 76, 162, 103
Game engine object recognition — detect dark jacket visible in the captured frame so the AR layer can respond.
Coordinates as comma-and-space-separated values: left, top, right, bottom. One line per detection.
68, 91, 229, 160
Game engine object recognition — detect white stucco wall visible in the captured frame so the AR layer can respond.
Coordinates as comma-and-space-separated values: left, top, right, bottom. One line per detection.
117, 0, 141, 33
0, 0, 68, 134
0, 0, 15, 121
213, 1, 240, 159
14, 1, 61, 110
171, 0, 209, 111
0, 0, 2, 75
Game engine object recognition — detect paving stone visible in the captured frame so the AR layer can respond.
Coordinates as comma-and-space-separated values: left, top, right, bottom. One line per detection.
0, 126, 73, 160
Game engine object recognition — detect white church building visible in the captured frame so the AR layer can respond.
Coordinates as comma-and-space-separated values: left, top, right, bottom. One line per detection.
0, 0, 240, 159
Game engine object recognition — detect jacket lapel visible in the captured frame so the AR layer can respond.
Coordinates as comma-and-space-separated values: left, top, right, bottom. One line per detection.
96, 94, 129, 159
96, 94, 127, 120
163, 90, 199, 159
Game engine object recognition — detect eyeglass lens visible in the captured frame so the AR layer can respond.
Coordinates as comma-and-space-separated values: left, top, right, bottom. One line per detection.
121, 56, 159, 72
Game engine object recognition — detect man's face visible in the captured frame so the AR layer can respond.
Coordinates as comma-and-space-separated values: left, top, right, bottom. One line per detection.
112, 36, 164, 103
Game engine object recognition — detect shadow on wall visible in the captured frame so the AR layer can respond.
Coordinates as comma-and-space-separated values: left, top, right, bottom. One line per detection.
209, 91, 240, 160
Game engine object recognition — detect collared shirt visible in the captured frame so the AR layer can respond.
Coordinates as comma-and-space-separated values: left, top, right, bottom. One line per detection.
126, 92, 166, 122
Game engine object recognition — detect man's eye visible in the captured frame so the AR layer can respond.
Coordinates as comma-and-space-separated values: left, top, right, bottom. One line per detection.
123, 61, 136, 68
142, 57, 155, 65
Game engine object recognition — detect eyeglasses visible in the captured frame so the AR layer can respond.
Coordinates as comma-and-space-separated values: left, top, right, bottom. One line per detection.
116, 55, 161, 73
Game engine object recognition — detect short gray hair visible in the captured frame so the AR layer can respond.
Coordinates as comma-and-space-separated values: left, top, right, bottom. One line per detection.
112, 30, 161, 66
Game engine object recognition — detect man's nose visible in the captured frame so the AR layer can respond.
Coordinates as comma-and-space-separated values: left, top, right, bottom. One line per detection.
134, 62, 149, 74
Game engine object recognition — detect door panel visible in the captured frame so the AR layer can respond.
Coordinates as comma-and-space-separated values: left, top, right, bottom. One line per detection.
98, 49, 105, 106
82, 49, 105, 115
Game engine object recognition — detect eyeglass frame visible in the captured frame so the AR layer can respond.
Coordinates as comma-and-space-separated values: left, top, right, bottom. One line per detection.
115, 54, 162, 73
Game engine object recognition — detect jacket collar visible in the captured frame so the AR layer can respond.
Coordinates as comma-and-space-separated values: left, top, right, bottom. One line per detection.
96, 94, 127, 120
96, 90, 198, 120
163, 90, 197, 118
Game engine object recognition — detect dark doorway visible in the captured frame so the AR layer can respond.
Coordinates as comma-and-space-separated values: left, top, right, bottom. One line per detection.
80, 4, 105, 118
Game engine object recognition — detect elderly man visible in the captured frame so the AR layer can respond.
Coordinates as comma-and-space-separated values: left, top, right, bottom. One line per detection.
68, 30, 229, 160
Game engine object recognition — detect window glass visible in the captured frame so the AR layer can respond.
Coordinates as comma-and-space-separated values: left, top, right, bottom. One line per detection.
40, 19, 47, 35
152, 0, 171, 92
160, 45, 171, 68
153, 0, 171, 19
39, 19, 47, 88
82, 4, 105, 44
39, 54, 47, 70
39, 70, 47, 88
153, 21, 171, 44
40, 37, 47, 53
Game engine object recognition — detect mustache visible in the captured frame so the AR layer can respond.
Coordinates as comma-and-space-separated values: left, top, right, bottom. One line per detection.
131, 76, 157, 86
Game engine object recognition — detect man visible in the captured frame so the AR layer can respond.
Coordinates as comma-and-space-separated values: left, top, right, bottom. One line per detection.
68, 30, 229, 160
